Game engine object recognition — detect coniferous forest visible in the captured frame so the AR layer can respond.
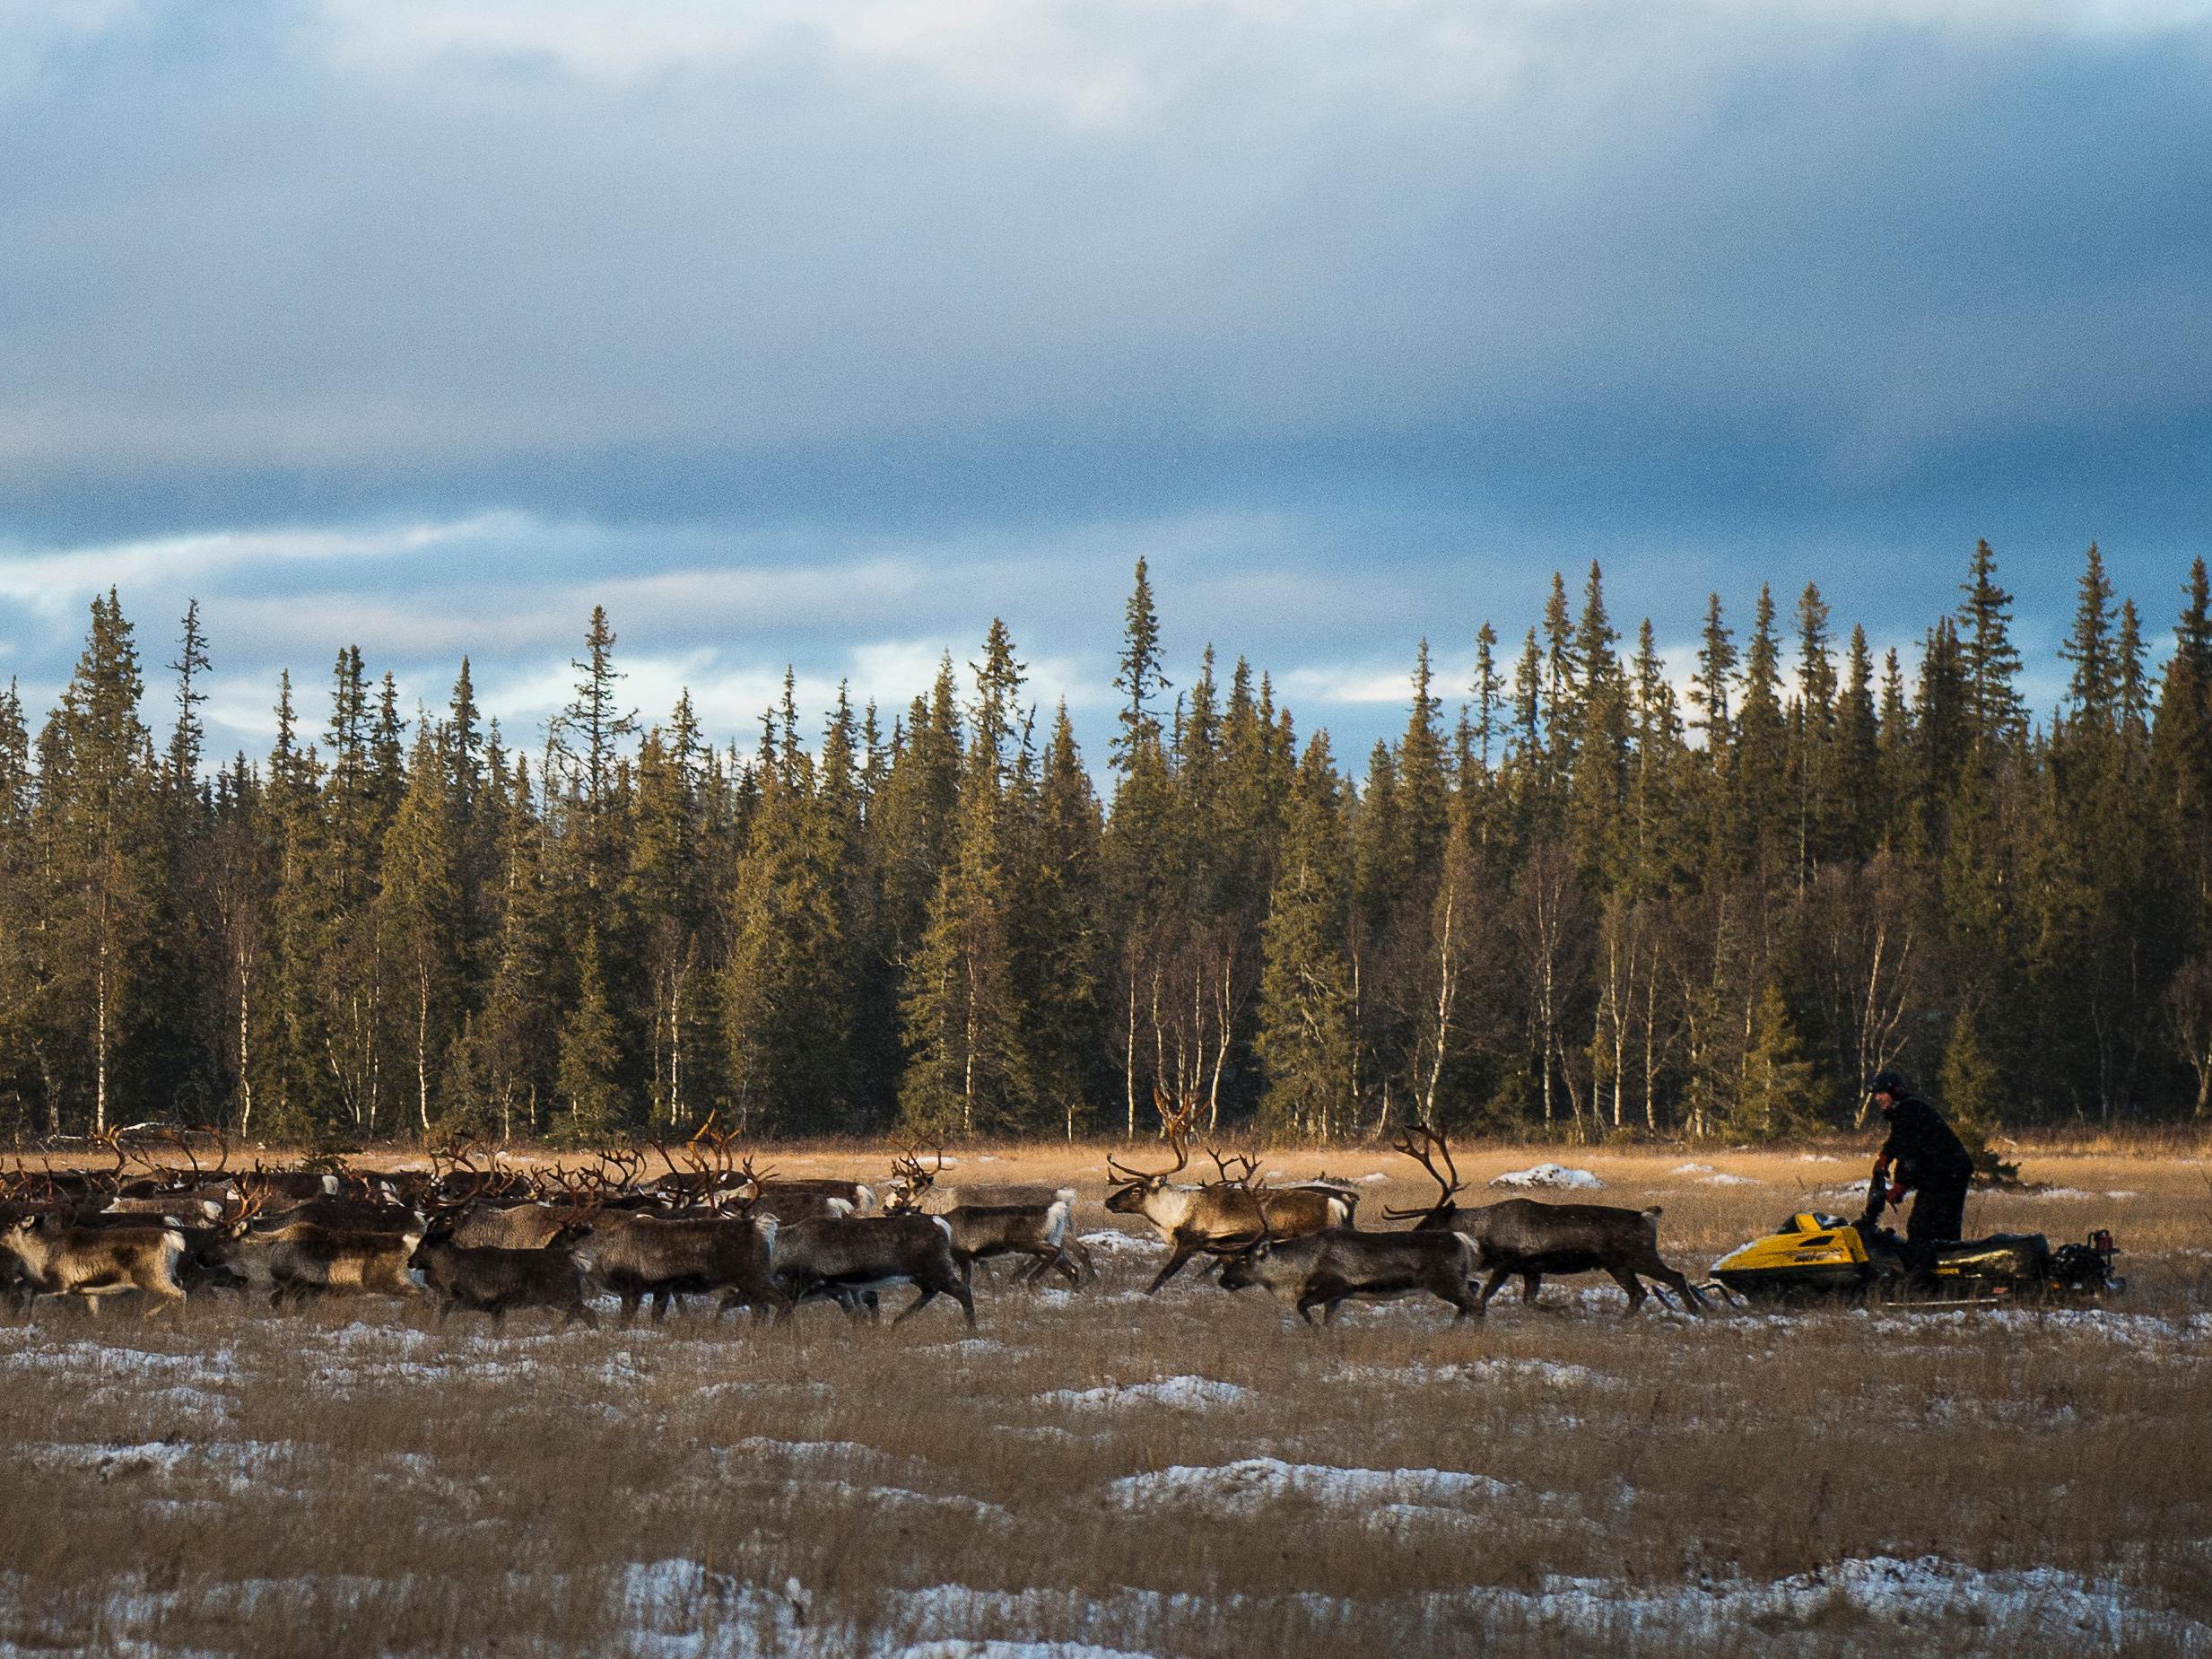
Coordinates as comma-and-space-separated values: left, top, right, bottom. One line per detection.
4, 541, 2210, 1148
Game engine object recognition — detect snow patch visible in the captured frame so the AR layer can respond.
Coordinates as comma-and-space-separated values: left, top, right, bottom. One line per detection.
1672, 1162, 1714, 1175
1491, 1165, 1603, 1191
1511, 1552, 2164, 1644
1698, 1174, 1761, 1186
1341, 1358, 1607, 1390
1037, 1375, 1250, 1411
1078, 1229, 1164, 1255
894, 1645, 1155, 1659
1104, 1458, 1511, 1515
20, 1438, 303, 1493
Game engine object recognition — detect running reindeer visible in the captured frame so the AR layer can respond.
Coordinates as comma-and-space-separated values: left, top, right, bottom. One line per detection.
1386, 1123, 1705, 1314
1104, 1089, 1354, 1294
884, 1148, 1093, 1288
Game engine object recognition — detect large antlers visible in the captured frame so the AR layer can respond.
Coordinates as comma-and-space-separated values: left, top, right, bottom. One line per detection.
1204, 1143, 1259, 1189
1106, 1085, 1197, 1185
592, 1145, 645, 1193
1382, 1122, 1465, 1222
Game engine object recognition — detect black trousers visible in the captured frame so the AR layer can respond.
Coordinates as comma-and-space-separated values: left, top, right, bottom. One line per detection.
1906, 1174, 1970, 1246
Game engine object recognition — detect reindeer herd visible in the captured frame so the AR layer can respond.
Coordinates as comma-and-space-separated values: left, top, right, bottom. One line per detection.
0, 1096, 1706, 1336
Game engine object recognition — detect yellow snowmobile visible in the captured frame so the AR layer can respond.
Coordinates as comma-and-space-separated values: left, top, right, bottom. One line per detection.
1705, 1176, 2122, 1308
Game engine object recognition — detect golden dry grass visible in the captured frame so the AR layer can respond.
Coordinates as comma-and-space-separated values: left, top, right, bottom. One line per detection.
2, 1145, 2208, 1656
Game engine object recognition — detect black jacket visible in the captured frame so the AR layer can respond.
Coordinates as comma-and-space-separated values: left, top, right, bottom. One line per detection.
1877, 1094, 1974, 1188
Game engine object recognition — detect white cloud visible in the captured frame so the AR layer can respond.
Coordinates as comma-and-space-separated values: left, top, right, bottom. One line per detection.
0, 514, 527, 613
1276, 663, 1427, 706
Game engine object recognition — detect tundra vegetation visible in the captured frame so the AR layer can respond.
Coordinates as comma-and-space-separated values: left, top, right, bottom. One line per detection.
4, 544, 2212, 1158
0, 1139, 2206, 1656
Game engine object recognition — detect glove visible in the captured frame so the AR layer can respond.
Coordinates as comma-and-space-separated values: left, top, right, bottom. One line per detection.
1887, 1182, 1905, 1204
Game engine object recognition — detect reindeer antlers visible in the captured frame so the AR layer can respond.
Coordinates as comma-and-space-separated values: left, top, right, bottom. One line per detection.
591, 1145, 644, 1192
1107, 1082, 1202, 1184
1381, 1122, 1465, 1222
1204, 1143, 1259, 1188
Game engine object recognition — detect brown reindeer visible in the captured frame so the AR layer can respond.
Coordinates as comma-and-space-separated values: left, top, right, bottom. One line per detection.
1104, 1088, 1353, 1294
2, 1214, 188, 1318
769, 1212, 975, 1327
884, 1152, 1094, 1287
573, 1209, 786, 1323
1387, 1124, 1704, 1314
410, 1220, 598, 1329
218, 1220, 424, 1308
1218, 1210, 1479, 1325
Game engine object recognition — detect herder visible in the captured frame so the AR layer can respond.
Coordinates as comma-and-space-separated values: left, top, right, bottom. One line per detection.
1868, 1070, 1975, 1246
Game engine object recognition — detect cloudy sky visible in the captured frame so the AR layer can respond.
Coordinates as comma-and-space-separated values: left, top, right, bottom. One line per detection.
3, 0, 2208, 763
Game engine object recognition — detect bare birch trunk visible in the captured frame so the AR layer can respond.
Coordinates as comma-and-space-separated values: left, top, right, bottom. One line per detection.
1124, 972, 1138, 1139
415, 963, 431, 1135
1424, 889, 1456, 1121
237, 948, 254, 1137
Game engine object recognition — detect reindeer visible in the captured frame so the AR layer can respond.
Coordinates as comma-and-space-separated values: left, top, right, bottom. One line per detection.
572, 1209, 786, 1323
241, 1187, 421, 1235
884, 1151, 1093, 1287
1387, 1124, 1704, 1314
1104, 1090, 1353, 1294
67, 1204, 250, 1297
103, 1190, 227, 1224
410, 1222, 598, 1329
217, 1219, 424, 1308
769, 1213, 974, 1327
426, 1140, 535, 1209
1, 1214, 188, 1318
446, 1168, 610, 1250
750, 1174, 878, 1216
1218, 1220, 1480, 1324
239, 1162, 345, 1206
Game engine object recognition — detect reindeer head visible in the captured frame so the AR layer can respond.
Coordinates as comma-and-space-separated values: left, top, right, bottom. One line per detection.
884, 1146, 944, 1214
1105, 1087, 1197, 1212
1215, 1204, 1279, 1292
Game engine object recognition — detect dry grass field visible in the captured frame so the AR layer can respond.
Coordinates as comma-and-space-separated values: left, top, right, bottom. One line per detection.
4, 1141, 2210, 1656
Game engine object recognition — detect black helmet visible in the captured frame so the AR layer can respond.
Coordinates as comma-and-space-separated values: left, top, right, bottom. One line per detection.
1868, 1069, 1908, 1101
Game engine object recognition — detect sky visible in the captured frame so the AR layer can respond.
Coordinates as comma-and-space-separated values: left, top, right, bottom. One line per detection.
2, 0, 2208, 765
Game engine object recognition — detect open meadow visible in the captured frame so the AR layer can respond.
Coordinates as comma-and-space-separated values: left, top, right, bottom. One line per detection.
3, 1141, 2209, 1657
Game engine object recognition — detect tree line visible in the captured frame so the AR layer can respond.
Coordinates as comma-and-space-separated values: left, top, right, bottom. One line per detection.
3, 541, 2209, 1148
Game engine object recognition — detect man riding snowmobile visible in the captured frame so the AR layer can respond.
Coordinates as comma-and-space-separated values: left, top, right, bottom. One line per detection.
1868, 1070, 1974, 1248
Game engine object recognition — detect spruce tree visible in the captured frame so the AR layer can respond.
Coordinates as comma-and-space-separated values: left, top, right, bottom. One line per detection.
901, 642, 1032, 1136
0, 680, 44, 1135
1938, 1001, 2010, 1171
376, 717, 460, 1135
1257, 734, 1354, 1139
556, 930, 625, 1142
40, 591, 159, 1133
1734, 982, 1821, 1139
1733, 585, 1789, 873
477, 756, 555, 1139
1112, 558, 1169, 771
1564, 569, 1627, 883
2059, 544, 2118, 732
1957, 539, 2026, 747
1471, 622, 1504, 776
1014, 703, 1104, 1138
1789, 583, 1838, 885
721, 721, 851, 1135
1834, 626, 1882, 859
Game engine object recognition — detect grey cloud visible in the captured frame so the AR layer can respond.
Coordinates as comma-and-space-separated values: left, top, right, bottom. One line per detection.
5, 0, 2208, 504
3, 1, 2207, 770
